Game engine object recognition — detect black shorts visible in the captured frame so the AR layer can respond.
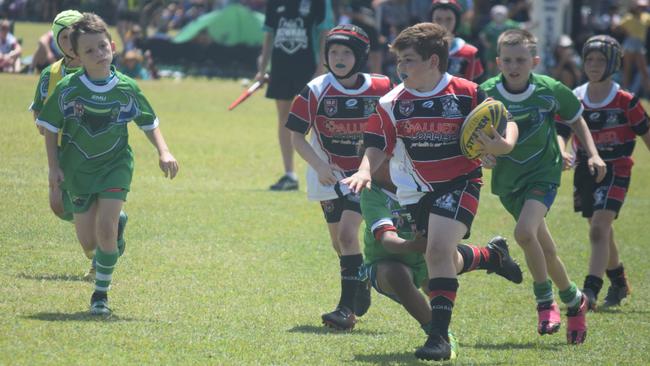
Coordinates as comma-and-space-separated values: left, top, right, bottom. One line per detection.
320, 193, 361, 223
406, 180, 481, 240
266, 72, 313, 100
574, 162, 630, 218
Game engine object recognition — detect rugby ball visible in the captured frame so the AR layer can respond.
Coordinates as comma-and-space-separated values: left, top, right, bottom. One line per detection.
459, 99, 508, 159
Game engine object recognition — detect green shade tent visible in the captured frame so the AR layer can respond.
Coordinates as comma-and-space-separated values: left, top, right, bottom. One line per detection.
172, 4, 264, 46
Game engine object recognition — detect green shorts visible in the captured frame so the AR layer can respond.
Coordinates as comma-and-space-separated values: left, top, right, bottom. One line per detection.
63, 188, 128, 214
499, 182, 558, 220
368, 259, 428, 304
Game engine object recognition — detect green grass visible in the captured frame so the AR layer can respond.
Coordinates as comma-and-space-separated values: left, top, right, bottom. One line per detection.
1, 71, 650, 365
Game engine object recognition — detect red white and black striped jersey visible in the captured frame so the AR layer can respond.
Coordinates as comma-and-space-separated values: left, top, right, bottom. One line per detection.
364, 73, 485, 205
558, 82, 649, 175
286, 72, 392, 201
448, 38, 484, 81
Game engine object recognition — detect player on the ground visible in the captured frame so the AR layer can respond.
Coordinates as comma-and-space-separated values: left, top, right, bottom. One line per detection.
556, 35, 650, 310
286, 25, 392, 330
36, 13, 179, 315
29, 10, 127, 281
343, 23, 517, 361
430, 0, 484, 81
360, 146, 522, 346
480, 29, 607, 344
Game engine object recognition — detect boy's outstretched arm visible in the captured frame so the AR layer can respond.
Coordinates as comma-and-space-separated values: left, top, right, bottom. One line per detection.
570, 117, 606, 182
341, 147, 387, 193
144, 127, 179, 179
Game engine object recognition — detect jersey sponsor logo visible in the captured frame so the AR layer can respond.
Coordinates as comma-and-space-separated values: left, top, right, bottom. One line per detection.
275, 18, 308, 55
277, 6, 285, 13
589, 112, 600, 121
91, 94, 107, 102
345, 98, 358, 108
441, 96, 461, 118
399, 100, 414, 117
422, 100, 434, 109
363, 99, 377, 116
324, 98, 338, 116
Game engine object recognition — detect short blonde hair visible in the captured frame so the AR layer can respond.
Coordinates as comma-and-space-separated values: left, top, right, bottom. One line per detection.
497, 29, 537, 57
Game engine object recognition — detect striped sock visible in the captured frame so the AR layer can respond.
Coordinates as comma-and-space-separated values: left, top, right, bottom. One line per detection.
559, 282, 583, 309
428, 278, 459, 339
456, 244, 492, 273
533, 279, 554, 304
94, 247, 119, 293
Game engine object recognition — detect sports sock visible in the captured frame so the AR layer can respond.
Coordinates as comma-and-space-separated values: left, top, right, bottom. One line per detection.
456, 244, 494, 273
533, 279, 554, 304
606, 263, 627, 287
338, 254, 363, 311
559, 282, 583, 310
94, 247, 119, 293
583, 275, 604, 297
285, 171, 298, 181
428, 277, 458, 340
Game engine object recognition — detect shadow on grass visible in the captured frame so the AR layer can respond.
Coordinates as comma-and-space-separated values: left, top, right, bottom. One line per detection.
596, 306, 649, 314
287, 324, 385, 336
470, 341, 562, 351
353, 351, 506, 365
23, 312, 144, 322
16, 273, 87, 282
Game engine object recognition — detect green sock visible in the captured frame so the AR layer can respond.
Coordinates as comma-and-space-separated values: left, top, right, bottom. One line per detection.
559, 282, 582, 308
94, 247, 119, 293
533, 279, 554, 304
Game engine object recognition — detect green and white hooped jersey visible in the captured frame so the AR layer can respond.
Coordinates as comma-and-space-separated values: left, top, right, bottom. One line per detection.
480, 73, 583, 196
360, 183, 426, 269
36, 69, 159, 194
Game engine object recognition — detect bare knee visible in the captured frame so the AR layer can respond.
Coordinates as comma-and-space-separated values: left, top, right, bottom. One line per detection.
425, 240, 455, 265
338, 229, 358, 251
514, 225, 536, 248
589, 224, 610, 246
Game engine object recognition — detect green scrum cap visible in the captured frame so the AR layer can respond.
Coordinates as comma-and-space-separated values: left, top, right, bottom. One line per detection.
52, 10, 83, 53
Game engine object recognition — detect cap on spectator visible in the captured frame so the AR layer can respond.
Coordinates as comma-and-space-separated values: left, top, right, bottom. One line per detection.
52, 10, 83, 53
0, 19, 10, 31
557, 34, 573, 48
491, 5, 508, 21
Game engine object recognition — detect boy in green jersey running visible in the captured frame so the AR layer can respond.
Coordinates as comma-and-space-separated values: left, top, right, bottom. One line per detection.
37, 13, 179, 315
30, 10, 127, 281
479, 29, 606, 344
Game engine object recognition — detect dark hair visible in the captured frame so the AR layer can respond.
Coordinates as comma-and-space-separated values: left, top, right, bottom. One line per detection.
70, 13, 112, 55
391, 22, 450, 73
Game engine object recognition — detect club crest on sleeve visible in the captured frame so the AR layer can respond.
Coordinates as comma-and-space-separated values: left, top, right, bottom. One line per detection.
398, 100, 414, 117
324, 98, 338, 116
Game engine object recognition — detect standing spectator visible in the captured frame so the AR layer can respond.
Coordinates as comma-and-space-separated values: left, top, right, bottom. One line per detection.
616, 0, 650, 92
479, 4, 520, 77
0, 19, 21, 72
255, 0, 334, 191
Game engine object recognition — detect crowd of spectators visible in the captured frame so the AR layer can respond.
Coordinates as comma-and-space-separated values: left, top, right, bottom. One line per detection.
1, 0, 650, 95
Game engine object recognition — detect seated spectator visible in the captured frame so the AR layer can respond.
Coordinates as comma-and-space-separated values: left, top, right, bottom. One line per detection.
118, 49, 150, 80
548, 34, 583, 89
31, 29, 63, 73
0, 19, 21, 72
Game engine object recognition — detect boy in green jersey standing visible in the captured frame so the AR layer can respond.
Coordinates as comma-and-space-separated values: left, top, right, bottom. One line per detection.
36, 13, 179, 315
479, 29, 606, 344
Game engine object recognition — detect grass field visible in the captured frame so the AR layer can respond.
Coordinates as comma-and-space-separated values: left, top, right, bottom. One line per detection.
1, 68, 650, 363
